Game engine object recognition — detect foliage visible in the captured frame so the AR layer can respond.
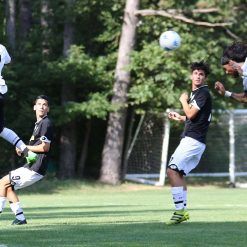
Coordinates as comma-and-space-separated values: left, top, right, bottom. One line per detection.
128, 0, 246, 114
0, 0, 245, 177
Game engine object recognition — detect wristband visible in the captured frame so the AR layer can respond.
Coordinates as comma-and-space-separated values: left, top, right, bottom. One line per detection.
225, 91, 232, 98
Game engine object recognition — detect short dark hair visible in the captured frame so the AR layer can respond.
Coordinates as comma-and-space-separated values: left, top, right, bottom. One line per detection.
35, 95, 50, 105
190, 61, 210, 77
221, 42, 247, 65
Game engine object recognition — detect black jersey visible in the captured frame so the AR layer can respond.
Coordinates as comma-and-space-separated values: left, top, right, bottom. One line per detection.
26, 115, 53, 175
181, 85, 212, 144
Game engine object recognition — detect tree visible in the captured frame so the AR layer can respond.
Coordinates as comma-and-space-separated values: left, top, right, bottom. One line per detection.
5, 0, 16, 51
58, 0, 77, 179
18, 0, 32, 41
100, 0, 246, 185
100, 0, 140, 185
40, 0, 51, 56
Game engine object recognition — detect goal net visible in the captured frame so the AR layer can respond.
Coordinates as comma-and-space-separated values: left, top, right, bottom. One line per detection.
125, 112, 169, 186
124, 109, 247, 187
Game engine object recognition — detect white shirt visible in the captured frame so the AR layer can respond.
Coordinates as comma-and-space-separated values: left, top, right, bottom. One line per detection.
0, 44, 11, 94
242, 57, 247, 92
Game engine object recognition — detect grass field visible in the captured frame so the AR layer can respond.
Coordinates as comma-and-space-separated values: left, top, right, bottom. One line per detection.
1, 180, 247, 247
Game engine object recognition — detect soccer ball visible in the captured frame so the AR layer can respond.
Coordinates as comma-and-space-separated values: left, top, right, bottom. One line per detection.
159, 31, 181, 51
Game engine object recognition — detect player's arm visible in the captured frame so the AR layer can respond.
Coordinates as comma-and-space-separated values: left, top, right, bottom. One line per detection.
26, 141, 50, 153
15, 141, 50, 156
27, 135, 51, 153
168, 111, 186, 122
179, 92, 199, 120
215, 81, 247, 103
229, 60, 243, 76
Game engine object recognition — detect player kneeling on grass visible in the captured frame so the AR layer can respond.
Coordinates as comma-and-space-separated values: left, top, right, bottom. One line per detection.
0, 95, 53, 225
166, 61, 212, 225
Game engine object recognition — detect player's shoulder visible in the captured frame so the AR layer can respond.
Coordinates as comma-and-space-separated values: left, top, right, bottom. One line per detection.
199, 85, 211, 95
40, 116, 53, 127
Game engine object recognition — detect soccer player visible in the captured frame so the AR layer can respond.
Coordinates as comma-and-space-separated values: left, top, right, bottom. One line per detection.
166, 61, 212, 225
0, 95, 53, 225
0, 44, 37, 163
215, 42, 247, 101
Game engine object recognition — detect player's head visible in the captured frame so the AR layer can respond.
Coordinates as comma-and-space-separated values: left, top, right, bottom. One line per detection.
190, 61, 210, 77
221, 42, 247, 64
190, 61, 210, 88
35, 95, 50, 105
34, 95, 50, 117
221, 42, 247, 78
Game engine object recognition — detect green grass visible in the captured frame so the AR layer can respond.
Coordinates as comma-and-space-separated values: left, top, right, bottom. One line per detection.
1, 180, 247, 247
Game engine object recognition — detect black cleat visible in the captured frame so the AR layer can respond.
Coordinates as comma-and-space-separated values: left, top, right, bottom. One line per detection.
12, 218, 27, 225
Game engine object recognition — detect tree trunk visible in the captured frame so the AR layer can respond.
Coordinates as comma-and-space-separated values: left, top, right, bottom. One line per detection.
77, 120, 91, 178
100, 0, 140, 185
5, 0, 16, 51
58, 0, 76, 179
19, 0, 32, 41
40, 0, 50, 56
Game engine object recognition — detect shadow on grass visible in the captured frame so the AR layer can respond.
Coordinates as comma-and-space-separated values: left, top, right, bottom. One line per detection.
1, 205, 235, 221
17, 178, 120, 195
1, 221, 247, 247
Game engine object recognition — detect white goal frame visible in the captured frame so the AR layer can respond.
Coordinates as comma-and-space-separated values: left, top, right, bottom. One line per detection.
125, 110, 170, 186
125, 109, 247, 187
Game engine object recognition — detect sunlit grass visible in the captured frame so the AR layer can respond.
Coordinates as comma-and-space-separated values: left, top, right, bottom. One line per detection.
1, 180, 247, 247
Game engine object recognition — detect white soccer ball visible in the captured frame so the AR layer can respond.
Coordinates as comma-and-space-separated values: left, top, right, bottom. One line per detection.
159, 31, 181, 51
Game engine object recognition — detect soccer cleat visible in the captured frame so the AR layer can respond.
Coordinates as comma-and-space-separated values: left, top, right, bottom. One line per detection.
166, 209, 190, 225
11, 218, 27, 225
25, 151, 37, 165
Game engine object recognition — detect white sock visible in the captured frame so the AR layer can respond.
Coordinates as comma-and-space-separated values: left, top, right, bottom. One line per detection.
171, 186, 184, 210
10, 202, 26, 221
0, 128, 27, 151
183, 190, 187, 209
0, 196, 6, 212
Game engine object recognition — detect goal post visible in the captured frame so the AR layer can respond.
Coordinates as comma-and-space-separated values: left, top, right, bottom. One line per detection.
228, 109, 247, 187
156, 112, 170, 186
124, 109, 247, 187
124, 112, 170, 185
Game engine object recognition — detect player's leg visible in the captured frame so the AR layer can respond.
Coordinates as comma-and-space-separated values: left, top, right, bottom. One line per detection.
0, 175, 9, 214
0, 174, 26, 224
7, 167, 43, 225
6, 186, 27, 225
0, 127, 37, 164
167, 168, 185, 210
166, 137, 205, 225
166, 168, 189, 225
0, 95, 37, 164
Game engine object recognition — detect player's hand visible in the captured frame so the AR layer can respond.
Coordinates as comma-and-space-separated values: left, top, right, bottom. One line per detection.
15, 147, 22, 156
179, 92, 189, 103
168, 111, 181, 121
215, 81, 226, 96
229, 60, 243, 75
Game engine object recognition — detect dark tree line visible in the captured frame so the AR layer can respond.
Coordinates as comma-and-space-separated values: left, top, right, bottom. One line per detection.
0, 0, 245, 184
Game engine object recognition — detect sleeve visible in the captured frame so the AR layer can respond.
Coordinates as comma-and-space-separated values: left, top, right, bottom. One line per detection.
40, 120, 53, 143
0, 44, 11, 64
242, 58, 247, 91
191, 91, 208, 110
243, 77, 247, 92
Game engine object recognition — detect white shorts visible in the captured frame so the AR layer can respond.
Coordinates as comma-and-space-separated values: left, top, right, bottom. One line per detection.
9, 167, 43, 190
168, 137, 206, 175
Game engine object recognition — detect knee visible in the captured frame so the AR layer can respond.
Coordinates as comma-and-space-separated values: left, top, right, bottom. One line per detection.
0, 175, 10, 187
167, 167, 181, 179
166, 167, 175, 178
